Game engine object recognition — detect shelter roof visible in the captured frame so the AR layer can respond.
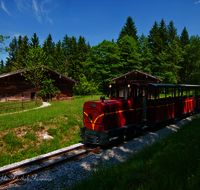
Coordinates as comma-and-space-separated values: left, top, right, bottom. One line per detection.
0, 66, 80, 85
111, 70, 163, 84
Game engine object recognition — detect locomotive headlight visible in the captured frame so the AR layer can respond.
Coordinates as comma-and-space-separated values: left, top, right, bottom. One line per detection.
109, 84, 112, 88
88, 113, 93, 121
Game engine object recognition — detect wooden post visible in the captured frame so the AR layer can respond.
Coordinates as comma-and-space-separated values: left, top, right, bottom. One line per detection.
22, 97, 24, 108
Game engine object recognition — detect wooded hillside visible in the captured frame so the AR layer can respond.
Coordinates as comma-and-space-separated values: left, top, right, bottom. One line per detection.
1, 16, 200, 92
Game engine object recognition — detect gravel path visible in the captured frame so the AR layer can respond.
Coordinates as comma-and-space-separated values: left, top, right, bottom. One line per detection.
1, 113, 200, 190
0, 102, 51, 117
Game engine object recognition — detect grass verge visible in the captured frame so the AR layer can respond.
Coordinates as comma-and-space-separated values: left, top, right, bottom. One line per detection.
70, 116, 200, 190
0, 95, 105, 167
0, 100, 43, 115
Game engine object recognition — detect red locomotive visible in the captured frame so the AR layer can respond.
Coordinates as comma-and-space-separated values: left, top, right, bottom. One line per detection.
79, 83, 200, 146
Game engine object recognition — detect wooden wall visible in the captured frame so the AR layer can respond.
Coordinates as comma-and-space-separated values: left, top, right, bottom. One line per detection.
0, 72, 74, 102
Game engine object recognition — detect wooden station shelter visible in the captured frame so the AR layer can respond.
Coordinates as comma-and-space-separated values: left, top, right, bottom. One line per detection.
110, 70, 163, 84
0, 66, 80, 102
110, 70, 163, 100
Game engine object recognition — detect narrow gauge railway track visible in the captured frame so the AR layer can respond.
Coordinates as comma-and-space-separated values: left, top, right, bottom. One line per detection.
0, 145, 101, 189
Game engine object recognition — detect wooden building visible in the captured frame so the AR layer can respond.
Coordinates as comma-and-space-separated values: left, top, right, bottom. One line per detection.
111, 70, 163, 84
0, 67, 80, 102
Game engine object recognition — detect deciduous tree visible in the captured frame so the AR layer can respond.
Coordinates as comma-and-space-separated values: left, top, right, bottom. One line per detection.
23, 46, 48, 104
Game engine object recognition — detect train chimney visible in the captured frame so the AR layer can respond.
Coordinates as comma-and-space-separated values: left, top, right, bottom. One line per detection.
100, 96, 105, 102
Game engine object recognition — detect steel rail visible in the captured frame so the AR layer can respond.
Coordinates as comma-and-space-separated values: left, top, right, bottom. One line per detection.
0, 144, 87, 177
0, 146, 100, 188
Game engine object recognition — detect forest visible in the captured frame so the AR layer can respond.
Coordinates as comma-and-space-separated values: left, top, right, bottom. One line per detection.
1, 16, 200, 93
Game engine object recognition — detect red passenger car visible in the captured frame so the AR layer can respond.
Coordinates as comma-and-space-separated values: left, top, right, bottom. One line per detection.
79, 83, 200, 146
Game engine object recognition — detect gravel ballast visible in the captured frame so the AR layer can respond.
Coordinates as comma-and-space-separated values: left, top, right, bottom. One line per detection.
1, 113, 200, 190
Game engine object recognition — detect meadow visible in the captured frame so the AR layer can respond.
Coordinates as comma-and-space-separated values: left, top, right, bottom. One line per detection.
0, 95, 102, 167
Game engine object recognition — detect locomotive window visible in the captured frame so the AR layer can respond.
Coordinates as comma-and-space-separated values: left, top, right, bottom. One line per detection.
182, 87, 187, 97
127, 87, 132, 98
166, 88, 174, 98
148, 87, 155, 100
111, 86, 124, 98
176, 87, 181, 97
189, 88, 195, 97
159, 88, 165, 99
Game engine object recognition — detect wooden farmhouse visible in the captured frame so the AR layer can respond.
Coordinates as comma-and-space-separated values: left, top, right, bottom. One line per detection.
0, 67, 80, 102
111, 70, 163, 84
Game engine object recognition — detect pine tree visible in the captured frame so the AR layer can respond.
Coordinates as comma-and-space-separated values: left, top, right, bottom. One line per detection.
180, 27, 190, 46
30, 33, 39, 48
118, 16, 138, 41
42, 34, 55, 69
62, 34, 70, 56
0, 60, 4, 74
5, 36, 18, 72
179, 27, 190, 83
158, 18, 169, 52
14, 35, 30, 69
139, 34, 152, 74
167, 20, 177, 44
0, 34, 10, 52
148, 21, 160, 74
183, 35, 200, 84
77, 36, 89, 75
67, 36, 78, 80
53, 40, 66, 74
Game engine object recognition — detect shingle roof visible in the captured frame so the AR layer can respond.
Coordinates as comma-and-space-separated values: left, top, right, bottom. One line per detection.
110, 69, 163, 82
0, 66, 80, 84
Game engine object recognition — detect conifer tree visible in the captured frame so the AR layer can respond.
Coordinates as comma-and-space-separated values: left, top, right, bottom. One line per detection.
118, 16, 138, 41
53, 40, 66, 74
180, 27, 190, 46
148, 21, 160, 75
179, 27, 190, 83
5, 36, 18, 72
62, 34, 70, 56
139, 34, 152, 74
14, 35, 29, 69
30, 33, 39, 48
167, 20, 177, 44
67, 36, 78, 80
77, 36, 89, 75
0, 60, 4, 74
42, 34, 55, 68
158, 18, 169, 52
0, 34, 10, 52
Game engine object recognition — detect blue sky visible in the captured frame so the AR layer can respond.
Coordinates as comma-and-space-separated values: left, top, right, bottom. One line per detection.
0, 0, 200, 62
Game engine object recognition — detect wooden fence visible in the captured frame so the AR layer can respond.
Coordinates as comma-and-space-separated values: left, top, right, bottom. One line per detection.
0, 99, 37, 112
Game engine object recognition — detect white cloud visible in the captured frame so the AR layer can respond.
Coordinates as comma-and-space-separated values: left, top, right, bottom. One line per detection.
1, 1, 11, 15
195, 1, 200, 4
32, 0, 42, 23
14, 0, 53, 24
14, 0, 31, 14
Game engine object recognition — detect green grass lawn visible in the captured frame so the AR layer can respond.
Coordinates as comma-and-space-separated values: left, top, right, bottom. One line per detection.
70, 116, 200, 190
0, 100, 43, 115
0, 95, 103, 167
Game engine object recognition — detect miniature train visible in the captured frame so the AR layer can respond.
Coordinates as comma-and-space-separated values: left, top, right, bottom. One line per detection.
79, 83, 200, 146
